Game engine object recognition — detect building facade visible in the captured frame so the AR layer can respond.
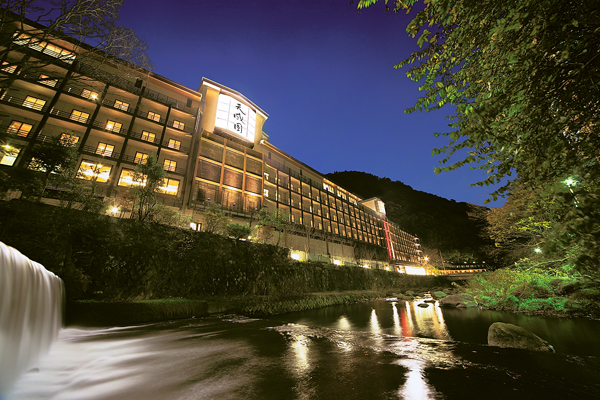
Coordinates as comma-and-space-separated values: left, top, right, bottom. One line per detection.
0, 17, 423, 270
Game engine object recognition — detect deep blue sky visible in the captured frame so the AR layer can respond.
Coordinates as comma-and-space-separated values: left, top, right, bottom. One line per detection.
119, 0, 505, 208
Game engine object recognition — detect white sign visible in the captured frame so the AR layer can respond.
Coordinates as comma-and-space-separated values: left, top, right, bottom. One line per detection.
215, 94, 256, 142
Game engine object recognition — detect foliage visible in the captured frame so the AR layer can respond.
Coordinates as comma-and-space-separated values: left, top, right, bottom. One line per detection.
226, 223, 252, 240
203, 201, 229, 234
0, 0, 153, 90
256, 208, 292, 246
356, 0, 600, 273
128, 154, 166, 221
152, 203, 192, 228
0, 200, 444, 301
27, 135, 79, 199
467, 262, 581, 312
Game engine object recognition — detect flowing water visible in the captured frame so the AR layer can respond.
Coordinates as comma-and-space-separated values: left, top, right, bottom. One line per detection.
0, 242, 63, 397
5, 299, 600, 400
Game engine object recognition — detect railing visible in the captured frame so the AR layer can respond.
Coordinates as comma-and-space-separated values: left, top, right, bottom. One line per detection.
3, 124, 34, 139
163, 165, 187, 175
91, 120, 126, 134
166, 120, 194, 134
1, 94, 49, 112
162, 140, 189, 154
47, 108, 89, 123
81, 145, 121, 159
136, 108, 166, 124
102, 98, 132, 113
129, 130, 161, 144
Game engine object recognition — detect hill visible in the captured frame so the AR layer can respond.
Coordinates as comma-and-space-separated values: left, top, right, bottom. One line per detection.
326, 171, 494, 264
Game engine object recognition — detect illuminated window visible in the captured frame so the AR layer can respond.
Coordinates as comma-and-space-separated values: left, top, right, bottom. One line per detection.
263, 188, 269, 197
105, 120, 122, 133
114, 100, 129, 111
1, 61, 16, 73
7, 121, 33, 137
12, 32, 74, 63
81, 89, 98, 100
96, 143, 114, 157
42, 43, 75, 63
70, 110, 89, 123
163, 159, 177, 171
167, 139, 181, 150
22, 96, 46, 111
141, 131, 155, 142
78, 160, 111, 182
159, 178, 180, 195
118, 169, 143, 187
38, 74, 57, 87
172, 120, 185, 130
148, 111, 161, 122
59, 133, 80, 144
134, 152, 148, 164
0, 146, 20, 166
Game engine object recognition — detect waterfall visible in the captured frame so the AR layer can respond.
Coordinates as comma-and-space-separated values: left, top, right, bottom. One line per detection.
0, 241, 64, 396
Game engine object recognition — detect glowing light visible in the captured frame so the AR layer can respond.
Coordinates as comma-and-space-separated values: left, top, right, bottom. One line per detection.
534, 248, 542, 253
333, 260, 341, 265
190, 222, 197, 230
291, 253, 300, 261
404, 266, 427, 275
362, 264, 369, 269
110, 207, 119, 214
564, 177, 576, 187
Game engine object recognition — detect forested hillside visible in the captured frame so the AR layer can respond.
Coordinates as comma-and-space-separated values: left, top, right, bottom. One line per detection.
327, 171, 495, 265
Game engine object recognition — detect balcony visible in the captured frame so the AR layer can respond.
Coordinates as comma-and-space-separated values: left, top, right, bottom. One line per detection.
162, 139, 189, 154
136, 108, 165, 124
3, 123, 35, 139
102, 98, 133, 114
166, 119, 194, 134
80, 144, 120, 159
1, 94, 49, 113
91, 120, 127, 135
163, 164, 187, 175
129, 130, 161, 145
47, 108, 91, 124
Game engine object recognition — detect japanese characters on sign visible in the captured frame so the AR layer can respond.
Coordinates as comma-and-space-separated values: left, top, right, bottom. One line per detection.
215, 94, 256, 142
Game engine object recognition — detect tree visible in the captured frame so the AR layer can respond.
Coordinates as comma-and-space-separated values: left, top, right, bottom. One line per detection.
28, 134, 79, 199
0, 0, 153, 91
256, 208, 292, 246
226, 223, 252, 240
203, 201, 229, 234
128, 153, 166, 221
357, 0, 600, 272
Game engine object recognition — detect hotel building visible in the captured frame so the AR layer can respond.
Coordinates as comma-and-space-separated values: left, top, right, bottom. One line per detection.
0, 16, 423, 271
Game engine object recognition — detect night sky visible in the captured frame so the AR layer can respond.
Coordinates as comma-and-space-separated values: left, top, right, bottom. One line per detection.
119, 0, 506, 208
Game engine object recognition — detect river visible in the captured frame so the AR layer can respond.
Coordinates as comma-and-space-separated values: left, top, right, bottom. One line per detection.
7, 300, 600, 400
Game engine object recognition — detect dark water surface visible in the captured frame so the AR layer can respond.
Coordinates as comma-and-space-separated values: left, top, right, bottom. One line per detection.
8, 300, 600, 399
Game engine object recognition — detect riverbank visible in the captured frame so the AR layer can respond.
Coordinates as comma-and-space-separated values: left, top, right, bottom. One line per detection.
66, 290, 397, 326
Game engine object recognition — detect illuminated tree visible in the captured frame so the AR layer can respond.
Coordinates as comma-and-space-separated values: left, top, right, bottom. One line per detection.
0, 0, 153, 91
128, 154, 166, 222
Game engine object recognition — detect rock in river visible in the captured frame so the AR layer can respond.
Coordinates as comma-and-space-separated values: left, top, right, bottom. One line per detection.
488, 322, 554, 352
439, 293, 478, 308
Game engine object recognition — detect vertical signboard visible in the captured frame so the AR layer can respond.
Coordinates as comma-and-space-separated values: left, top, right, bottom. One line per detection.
383, 221, 395, 260
215, 94, 256, 142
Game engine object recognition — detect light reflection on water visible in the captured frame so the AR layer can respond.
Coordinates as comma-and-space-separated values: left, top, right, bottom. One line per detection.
8, 300, 600, 400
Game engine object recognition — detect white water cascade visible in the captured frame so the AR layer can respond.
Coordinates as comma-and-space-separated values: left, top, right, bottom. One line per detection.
0, 241, 64, 397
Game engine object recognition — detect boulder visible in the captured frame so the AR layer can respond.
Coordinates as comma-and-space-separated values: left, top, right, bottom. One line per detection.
432, 291, 448, 299
417, 302, 430, 308
440, 293, 478, 308
488, 322, 554, 352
